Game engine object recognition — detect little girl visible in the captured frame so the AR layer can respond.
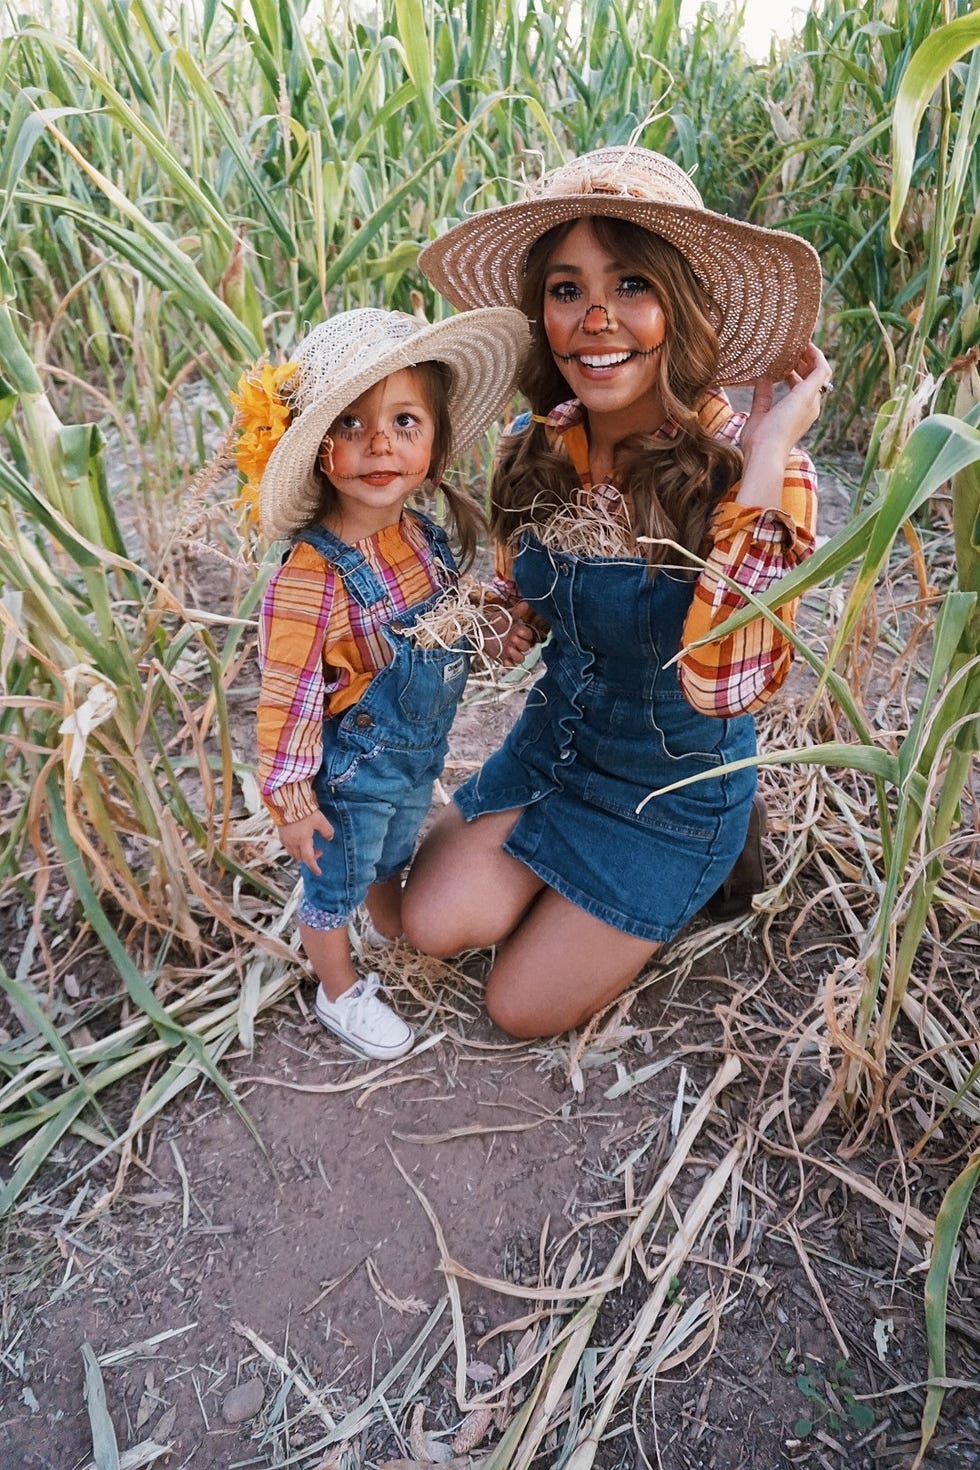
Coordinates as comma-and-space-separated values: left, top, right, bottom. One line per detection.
236, 306, 529, 1060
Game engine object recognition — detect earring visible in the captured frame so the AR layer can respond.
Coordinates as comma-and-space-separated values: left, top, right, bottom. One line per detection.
319, 435, 335, 476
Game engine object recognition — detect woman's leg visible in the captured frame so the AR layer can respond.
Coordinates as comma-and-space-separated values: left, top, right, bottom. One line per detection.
402, 804, 546, 955
365, 872, 405, 939
485, 889, 661, 1039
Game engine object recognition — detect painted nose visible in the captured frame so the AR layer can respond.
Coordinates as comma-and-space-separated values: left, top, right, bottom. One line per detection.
582, 303, 611, 335
368, 429, 393, 454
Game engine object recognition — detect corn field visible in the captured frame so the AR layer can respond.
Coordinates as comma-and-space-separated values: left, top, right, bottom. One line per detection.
0, 0, 979, 1462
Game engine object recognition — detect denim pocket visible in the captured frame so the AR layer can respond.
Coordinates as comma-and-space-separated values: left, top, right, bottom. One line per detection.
647, 689, 727, 768
397, 647, 470, 725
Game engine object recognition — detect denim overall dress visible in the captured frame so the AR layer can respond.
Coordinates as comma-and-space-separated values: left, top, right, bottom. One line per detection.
294, 512, 470, 929
455, 424, 758, 942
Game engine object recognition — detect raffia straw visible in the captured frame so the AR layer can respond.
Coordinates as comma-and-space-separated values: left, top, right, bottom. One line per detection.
407, 575, 494, 654
513, 492, 636, 560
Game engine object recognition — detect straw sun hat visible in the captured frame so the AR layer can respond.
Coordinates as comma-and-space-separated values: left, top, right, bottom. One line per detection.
257, 306, 529, 540
418, 146, 822, 386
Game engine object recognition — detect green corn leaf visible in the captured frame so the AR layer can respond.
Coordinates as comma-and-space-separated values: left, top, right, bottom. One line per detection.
896, 591, 977, 783
394, 0, 437, 146
16, 191, 257, 357
824, 414, 980, 672
891, 11, 980, 243
11, 33, 236, 249
682, 497, 883, 647
172, 46, 295, 254
45, 787, 261, 1148
915, 1151, 980, 1468
636, 741, 903, 813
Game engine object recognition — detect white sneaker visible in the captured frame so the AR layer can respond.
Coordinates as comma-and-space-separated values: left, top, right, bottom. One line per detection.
314, 973, 414, 1060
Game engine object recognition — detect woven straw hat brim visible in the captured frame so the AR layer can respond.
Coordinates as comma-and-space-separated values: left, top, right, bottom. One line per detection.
418, 195, 822, 386
259, 307, 529, 541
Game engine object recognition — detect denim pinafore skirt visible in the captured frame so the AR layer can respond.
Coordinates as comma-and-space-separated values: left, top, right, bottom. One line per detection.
294, 512, 470, 925
455, 535, 758, 942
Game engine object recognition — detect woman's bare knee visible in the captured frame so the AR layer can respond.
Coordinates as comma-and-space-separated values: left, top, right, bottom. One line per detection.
401, 890, 462, 957
485, 982, 554, 1041
403, 804, 541, 957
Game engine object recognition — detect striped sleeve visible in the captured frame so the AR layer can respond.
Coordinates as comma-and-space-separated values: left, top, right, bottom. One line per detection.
257, 550, 338, 825
677, 445, 818, 716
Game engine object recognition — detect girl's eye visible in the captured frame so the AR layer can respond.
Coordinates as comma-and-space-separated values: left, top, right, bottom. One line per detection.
546, 281, 581, 304
334, 413, 363, 438
393, 412, 421, 431
617, 275, 652, 297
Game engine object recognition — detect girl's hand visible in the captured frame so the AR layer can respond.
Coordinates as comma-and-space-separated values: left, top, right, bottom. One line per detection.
483, 601, 537, 667
740, 342, 833, 464
277, 810, 335, 874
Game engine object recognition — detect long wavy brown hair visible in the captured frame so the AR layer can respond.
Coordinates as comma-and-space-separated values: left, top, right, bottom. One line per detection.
303, 360, 484, 570
490, 217, 744, 570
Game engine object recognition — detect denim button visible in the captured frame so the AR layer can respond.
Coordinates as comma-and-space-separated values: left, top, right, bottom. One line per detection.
355, 712, 373, 728
390, 621, 405, 632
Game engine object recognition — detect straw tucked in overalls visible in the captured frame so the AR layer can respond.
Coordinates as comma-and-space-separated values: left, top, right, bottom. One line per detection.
454, 422, 758, 942
294, 514, 470, 929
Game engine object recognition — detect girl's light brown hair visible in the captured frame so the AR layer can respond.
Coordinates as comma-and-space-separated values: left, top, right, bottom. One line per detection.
304, 360, 484, 569
491, 217, 743, 569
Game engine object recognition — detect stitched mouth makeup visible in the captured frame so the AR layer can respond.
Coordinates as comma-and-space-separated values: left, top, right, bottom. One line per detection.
552, 345, 663, 367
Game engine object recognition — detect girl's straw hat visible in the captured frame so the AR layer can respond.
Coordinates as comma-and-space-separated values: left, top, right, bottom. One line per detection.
418, 147, 822, 385
259, 306, 529, 540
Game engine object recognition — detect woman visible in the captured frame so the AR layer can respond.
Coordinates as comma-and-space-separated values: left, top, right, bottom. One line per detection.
403, 146, 829, 1039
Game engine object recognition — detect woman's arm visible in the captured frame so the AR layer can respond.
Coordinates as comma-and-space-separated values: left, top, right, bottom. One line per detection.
678, 444, 818, 716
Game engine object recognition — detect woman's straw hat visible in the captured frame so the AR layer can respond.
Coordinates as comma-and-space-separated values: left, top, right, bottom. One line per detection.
418, 147, 822, 385
259, 306, 529, 540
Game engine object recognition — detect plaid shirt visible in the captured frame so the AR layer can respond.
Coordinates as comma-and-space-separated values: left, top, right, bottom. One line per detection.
496, 391, 817, 716
257, 513, 446, 825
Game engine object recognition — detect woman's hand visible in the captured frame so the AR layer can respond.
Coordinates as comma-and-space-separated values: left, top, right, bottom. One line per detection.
736, 342, 832, 509
483, 601, 537, 667
277, 810, 335, 873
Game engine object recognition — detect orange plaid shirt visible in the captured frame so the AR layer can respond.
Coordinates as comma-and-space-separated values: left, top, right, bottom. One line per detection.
496, 390, 817, 716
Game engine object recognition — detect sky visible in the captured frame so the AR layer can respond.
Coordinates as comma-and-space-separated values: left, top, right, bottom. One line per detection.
679, 0, 810, 58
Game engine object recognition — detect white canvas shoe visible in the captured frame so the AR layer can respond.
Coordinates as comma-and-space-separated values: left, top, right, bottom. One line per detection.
314, 973, 414, 1060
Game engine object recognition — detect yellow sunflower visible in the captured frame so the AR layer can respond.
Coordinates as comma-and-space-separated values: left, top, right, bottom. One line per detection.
230, 360, 298, 520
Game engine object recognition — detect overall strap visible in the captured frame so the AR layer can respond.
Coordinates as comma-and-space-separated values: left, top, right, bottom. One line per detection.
406, 506, 459, 577
290, 525, 392, 613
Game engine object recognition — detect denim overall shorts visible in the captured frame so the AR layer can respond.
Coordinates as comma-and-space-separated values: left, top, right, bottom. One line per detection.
455, 536, 758, 942
294, 513, 471, 930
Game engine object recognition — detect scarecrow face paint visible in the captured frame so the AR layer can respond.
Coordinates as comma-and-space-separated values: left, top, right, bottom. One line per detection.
542, 220, 667, 437
320, 368, 436, 539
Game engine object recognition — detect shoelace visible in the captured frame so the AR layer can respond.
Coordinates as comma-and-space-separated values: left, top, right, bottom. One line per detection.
344, 972, 383, 1021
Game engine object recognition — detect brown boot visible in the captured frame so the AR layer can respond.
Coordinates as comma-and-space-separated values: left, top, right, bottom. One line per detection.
704, 792, 768, 919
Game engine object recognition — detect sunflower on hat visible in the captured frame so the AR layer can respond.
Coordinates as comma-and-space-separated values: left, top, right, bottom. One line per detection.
230, 360, 298, 522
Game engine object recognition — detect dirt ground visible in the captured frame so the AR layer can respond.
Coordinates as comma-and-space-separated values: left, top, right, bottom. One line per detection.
1, 462, 979, 1470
